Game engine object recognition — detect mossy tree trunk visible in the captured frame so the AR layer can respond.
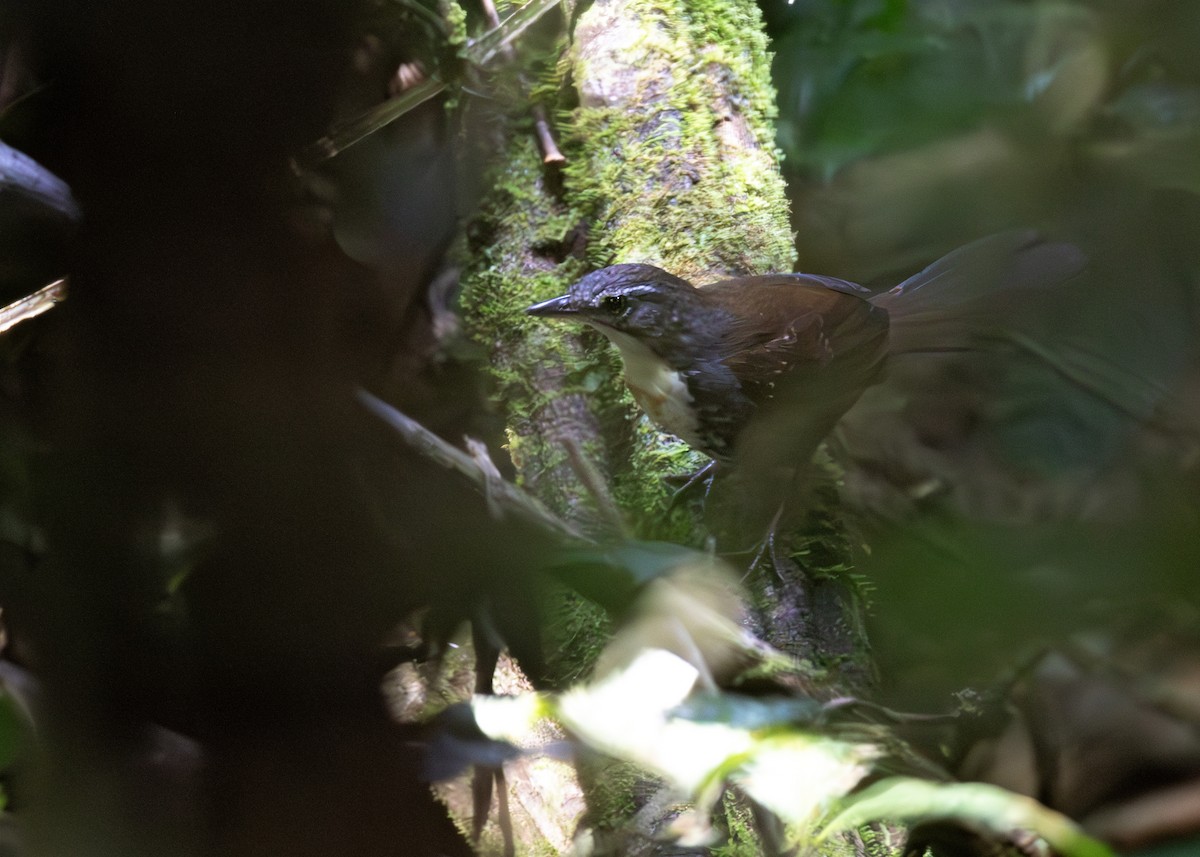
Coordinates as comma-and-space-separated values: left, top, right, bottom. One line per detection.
461, 0, 795, 535
462, 0, 871, 676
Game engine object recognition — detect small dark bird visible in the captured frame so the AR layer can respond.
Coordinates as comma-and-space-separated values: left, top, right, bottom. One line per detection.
526, 232, 1085, 478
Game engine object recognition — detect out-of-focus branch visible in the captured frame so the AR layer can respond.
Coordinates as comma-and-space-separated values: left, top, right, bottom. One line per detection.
297, 0, 565, 168
0, 278, 66, 335
295, 77, 446, 168
356, 388, 589, 543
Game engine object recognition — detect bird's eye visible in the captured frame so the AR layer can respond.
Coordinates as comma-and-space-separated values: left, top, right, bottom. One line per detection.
601, 294, 629, 315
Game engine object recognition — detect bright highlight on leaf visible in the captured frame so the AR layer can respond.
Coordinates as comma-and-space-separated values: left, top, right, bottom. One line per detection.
738, 733, 878, 832
463, 543, 1132, 853
466, 640, 1124, 853
471, 691, 552, 748
556, 648, 755, 797
469, 647, 881, 845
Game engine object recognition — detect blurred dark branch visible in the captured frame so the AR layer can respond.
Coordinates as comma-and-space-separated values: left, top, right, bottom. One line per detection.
295, 76, 446, 167
0, 277, 65, 334
297, 0, 565, 168
355, 388, 588, 542
561, 436, 625, 534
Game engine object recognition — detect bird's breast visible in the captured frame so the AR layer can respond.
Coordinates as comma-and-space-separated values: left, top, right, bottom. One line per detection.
594, 327, 705, 449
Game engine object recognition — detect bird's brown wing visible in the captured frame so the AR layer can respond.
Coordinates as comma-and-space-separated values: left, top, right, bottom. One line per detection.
701, 274, 889, 409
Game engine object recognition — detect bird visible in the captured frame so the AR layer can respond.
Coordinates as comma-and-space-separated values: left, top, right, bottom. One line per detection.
526, 231, 1087, 487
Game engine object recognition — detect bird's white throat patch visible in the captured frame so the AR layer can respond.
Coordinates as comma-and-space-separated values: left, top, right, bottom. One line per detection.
592, 325, 702, 447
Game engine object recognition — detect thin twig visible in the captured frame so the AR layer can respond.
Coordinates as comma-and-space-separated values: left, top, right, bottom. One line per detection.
478, 0, 502, 30
532, 104, 565, 164
477, 0, 565, 165
469, 0, 561, 67
356, 388, 589, 543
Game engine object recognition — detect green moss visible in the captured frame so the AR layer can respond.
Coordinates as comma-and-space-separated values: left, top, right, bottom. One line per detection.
776, 467, 874, 683
713, 792, 764, 857
734, 648, 827, 689
562, 0, 793, 281
457, 129, 711, 532
457, 137, 615, 449
610, 419, 704, 544
541, 586, 612, 685
574, 755, 651, 831
440, 0, 468, 49
855, 823, 905, 857
789, 482, 857, 582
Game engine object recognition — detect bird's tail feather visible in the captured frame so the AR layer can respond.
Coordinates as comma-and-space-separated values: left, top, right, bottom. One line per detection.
871, 230, 1087, 355
873, 230, 1087, 312
838, 230, 1196, 523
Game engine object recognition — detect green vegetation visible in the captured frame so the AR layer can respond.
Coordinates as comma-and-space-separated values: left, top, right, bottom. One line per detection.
1, 0, 1198, 855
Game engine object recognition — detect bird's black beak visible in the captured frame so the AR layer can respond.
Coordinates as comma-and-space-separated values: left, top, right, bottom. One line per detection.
525, 294, 577, 318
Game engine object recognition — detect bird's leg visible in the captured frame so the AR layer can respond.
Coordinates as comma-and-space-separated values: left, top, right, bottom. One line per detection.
666, 459, 719, 511
703, 471, 796, 579
745, 501, 789, 581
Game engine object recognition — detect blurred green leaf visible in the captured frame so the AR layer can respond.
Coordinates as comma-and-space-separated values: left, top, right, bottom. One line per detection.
0, 688, 32, 775
821, 777, 1116, 857
670, 692, 828, 731
1088, 81, 1200, 194
1107, 83, 1200, 133
546, 540, 713, 614
1130, 837, 1200, 857
772, 0, 1107, 177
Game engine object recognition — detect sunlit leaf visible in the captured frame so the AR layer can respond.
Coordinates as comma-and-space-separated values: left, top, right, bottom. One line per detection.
548, 649, 878, 834
470, 690, 553, 746
555, 648, 744, 797
739, 731, 877, 833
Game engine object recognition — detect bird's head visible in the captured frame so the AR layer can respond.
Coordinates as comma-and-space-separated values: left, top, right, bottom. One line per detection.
526, 264, 702, 348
